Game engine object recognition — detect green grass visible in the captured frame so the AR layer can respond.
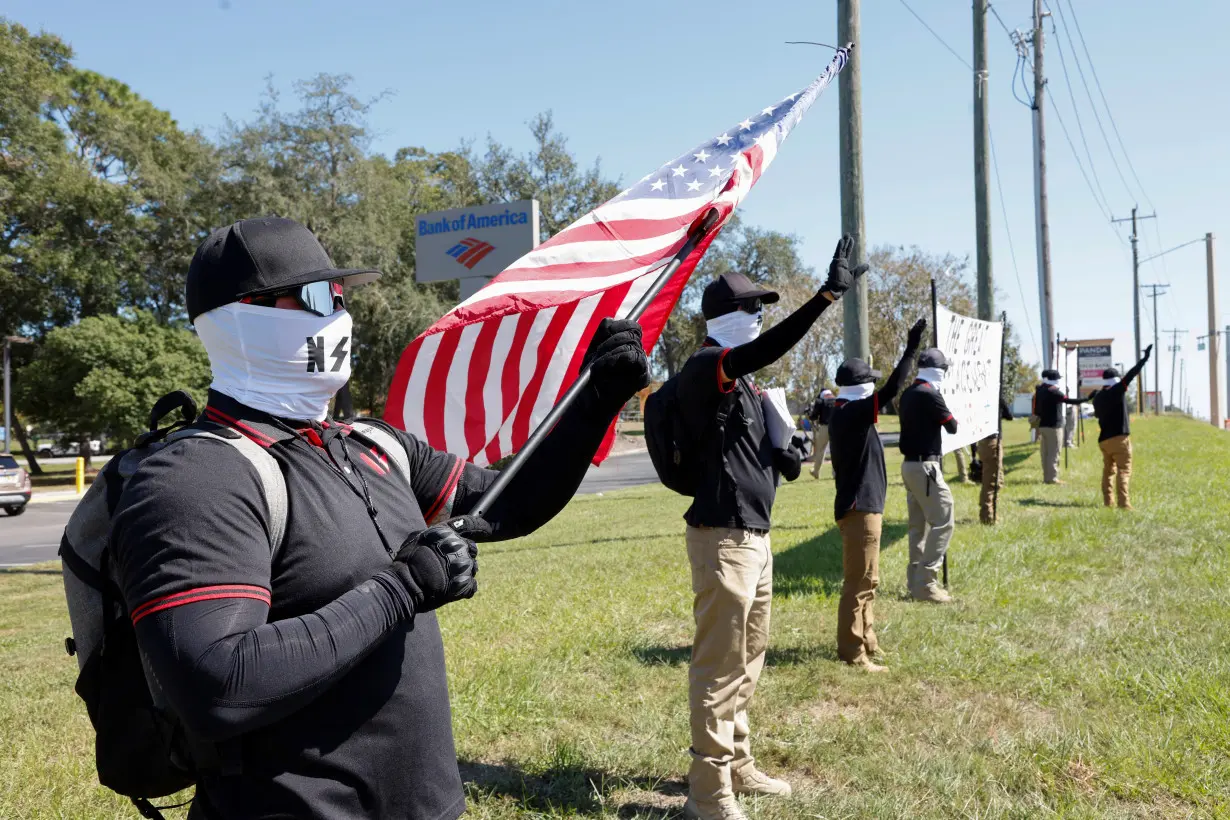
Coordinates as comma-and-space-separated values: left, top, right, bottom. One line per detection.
2, 417, 1228, 818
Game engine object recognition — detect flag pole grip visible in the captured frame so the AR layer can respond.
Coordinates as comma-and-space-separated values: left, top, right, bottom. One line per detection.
467, 208, 720, 520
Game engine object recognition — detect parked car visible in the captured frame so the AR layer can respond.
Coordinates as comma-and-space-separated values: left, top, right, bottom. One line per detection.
36, 439, 101, 458
0, 454, 31, 516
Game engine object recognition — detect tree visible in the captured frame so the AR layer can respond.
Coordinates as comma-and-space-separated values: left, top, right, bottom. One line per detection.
16, 312, 212, 457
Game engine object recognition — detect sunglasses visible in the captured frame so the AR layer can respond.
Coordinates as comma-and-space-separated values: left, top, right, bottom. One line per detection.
242, 279, 345, 316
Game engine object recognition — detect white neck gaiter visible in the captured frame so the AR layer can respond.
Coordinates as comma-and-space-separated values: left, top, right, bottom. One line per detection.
917, 367, 947, 390
195, 303, 353, 422
1041, 377, 1060, 386
836, 383, 875, 401
706, 310, 763, 348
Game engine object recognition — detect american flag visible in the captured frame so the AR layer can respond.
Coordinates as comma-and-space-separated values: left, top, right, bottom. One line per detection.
384, 48, 849, 467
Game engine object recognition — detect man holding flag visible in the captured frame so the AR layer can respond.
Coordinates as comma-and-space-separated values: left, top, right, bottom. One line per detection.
384, 47, 853, 820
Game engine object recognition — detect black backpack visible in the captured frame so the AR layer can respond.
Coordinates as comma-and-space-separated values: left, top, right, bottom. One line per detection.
59, 392, 290, 819
644, 373, 738, 497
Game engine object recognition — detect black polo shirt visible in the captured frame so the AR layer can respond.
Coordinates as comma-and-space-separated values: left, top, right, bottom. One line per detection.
1093, 382, 1131, 441
676, 344, 776, 531
1033, 384, 1067, 428
898, 380, 953, 458
810, 396, 835, 426
112, 391, 480, 820
827, 394, 885, 521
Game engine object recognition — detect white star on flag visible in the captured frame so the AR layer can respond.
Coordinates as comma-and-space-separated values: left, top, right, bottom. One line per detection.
693, 149, 710, 163
685, 179, 703, 191
650, 179, 666, 191
715, 133, 732, 146
738, 118, 754, 131
761, 106, 775, 115
671, 164, 687, 177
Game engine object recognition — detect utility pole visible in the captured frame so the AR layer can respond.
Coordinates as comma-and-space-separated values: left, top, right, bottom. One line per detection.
1207, 233, 1220, 427
1225, 323, 1229, 427
1113, 207, 1157, 413
1163, 327, 1187, 411
1142, 284, 1169, 414
838, 0, 868, 360
973, 0, 993, 321
1030, 0, 1054, 368
1179, 357, 1186, 414
2, 338, 9, 454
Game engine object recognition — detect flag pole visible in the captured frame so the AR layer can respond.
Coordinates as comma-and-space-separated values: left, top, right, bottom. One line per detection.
468, 207, 721, 520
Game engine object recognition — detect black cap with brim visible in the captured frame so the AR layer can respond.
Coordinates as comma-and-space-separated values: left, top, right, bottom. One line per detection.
918, 348, 950, 370
836, 358, 881, 386
1041, 368, 1062, 380
701, 272, 780, 319
187, 217, 381, 321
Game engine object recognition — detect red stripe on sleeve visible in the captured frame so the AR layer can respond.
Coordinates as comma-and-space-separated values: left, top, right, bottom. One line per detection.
873, 394, 880, 424
359, 452, 387, 475
131, 584, 271, 625
424, 457, 464, 524
716, 348, 736, 393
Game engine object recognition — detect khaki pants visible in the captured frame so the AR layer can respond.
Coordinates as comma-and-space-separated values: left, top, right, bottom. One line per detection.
954, 448, 969, 482
685, 526, 773, 802
900, 461, 954, 594
1064, 406, 1078, 448
1099, 435, 1133, 508
977, 436, 1004, 524
837, 512, 882, 663
1038, 426, 1062, 483
810, 425, 830, 477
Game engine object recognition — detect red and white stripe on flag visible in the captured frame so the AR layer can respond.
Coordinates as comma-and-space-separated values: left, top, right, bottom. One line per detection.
383, 49, 849, 467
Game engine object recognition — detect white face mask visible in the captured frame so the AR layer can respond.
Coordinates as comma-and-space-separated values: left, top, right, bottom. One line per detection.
917, 367, 947, 390
195, 302, 353, 422
706, 309, 763, 348
836, 383, 875, 401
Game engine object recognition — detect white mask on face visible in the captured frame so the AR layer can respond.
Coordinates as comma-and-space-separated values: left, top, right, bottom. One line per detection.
836, 383, 875, 401
917, 367, 947, 390
195, 302, 353, 422
706, 309, 763, 348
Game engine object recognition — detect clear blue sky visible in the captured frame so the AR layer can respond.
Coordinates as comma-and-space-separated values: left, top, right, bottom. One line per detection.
10, 0, 1230, 418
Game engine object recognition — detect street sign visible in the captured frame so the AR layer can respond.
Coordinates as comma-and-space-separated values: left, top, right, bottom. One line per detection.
414, 200, 540, 299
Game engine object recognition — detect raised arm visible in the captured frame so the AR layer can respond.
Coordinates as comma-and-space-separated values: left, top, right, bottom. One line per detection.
723, 235, 867, 380
878, 318, 928, 405
1120, 344, 1153, 388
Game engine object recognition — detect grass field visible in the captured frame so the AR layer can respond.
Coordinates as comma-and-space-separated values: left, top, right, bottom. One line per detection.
2, 416, 1228, 818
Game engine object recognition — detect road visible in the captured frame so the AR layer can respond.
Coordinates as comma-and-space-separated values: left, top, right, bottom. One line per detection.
0, 435, 901, 567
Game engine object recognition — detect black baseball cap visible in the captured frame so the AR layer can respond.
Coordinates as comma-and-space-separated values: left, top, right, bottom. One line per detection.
1042, 368, 1061, 380
701, 272, 779, 320
186, 217, 381, 321
1102, 367, 1120, 379
835, 358, 881, 386
918, 348, 950, 370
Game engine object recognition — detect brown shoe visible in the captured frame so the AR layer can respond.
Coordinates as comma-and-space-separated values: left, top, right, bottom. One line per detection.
847, 656, 889, 673
732, 766, 792, 797
684, 796, 750, 820
912, 586, 953, 604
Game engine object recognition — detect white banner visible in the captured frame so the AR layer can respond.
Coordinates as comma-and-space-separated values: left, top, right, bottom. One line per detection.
935, 304, 1004, 454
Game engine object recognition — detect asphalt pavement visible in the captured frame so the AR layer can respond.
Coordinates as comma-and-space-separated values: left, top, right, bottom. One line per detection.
0, 434, 902, 567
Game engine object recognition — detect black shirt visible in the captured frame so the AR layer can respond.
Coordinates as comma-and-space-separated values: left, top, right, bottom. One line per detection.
827, 341, 920, 521
810, 395, 835, 426
676, 345, 778, 531
897, 381, 955, 458
1033, 383, 1082, 427
1093, 357, 1147, 441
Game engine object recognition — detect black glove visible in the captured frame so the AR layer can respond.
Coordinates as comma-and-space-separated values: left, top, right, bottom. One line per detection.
583, 318, 650, 410
390, 516, 487, 613
907, 318, 928, 348
821, 234, 870, 299
1143, 344, 1153, 361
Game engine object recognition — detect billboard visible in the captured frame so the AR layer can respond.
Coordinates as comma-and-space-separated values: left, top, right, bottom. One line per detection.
1077, 343, 1113, 394
414, 201, 540, 290
935, 304, 1004, 454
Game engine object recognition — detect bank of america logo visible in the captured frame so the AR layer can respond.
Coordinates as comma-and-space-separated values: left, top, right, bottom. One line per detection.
446, 238, 496, 270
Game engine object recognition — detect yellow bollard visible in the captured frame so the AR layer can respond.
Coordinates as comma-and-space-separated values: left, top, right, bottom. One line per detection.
75, 457, 85, 494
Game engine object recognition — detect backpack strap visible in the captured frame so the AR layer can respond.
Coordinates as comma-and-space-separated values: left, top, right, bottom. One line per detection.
166, 427, 288, 559
350, 420, 411, 486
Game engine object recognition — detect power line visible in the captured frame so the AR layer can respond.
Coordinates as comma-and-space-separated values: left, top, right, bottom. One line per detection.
1050, 0, 1135, 203
1046, 12, 1114, 219
988, 2, 1014, 37
896, 0, 972, 70
1063, 0, 1155, 211
1046, 92, 1119, 229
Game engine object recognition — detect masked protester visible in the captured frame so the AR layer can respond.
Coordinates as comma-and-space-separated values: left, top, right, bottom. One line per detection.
827, 319, 927, 671
1033, 369, 1089, 484
676, 236, 864, 820
1092, 345, 1152, 509
110, 217, 650, 820
808, 388, 835, 479
897, 348, 960, 603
